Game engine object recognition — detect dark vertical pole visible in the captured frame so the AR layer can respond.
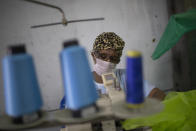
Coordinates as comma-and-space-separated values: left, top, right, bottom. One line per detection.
167, 0, 196, 91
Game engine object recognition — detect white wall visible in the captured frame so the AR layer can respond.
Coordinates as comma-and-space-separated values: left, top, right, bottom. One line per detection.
0, 0, 173, 116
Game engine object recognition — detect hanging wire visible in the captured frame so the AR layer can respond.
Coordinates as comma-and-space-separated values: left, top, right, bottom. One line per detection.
23, 0, 104, 28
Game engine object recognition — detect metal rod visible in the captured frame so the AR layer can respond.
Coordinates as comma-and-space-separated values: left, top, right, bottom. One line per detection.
68, 17, 104, 23
31, 22, 62, 28
31, 18, 105, 28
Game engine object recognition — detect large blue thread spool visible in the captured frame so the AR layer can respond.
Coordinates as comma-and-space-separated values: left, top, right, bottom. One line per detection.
2, 45, 42, 123
60, 40, 98, 113
126, 50, 144, 108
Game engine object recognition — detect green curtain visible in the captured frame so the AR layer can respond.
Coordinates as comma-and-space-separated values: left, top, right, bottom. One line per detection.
122, 90, 196, 131
152, 9, 196, 60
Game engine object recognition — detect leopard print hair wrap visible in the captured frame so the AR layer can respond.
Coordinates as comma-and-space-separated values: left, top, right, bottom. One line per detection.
93, 32, 125, 57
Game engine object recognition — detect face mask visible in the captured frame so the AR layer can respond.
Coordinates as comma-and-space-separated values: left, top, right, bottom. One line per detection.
93, 58, 116, 76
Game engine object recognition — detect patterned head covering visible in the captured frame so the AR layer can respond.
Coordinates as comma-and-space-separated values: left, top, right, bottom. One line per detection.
93, 32, 125, 58
93, 32, 125, 51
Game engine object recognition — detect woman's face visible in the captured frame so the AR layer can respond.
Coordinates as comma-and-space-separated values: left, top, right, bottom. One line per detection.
93, 49, 121, 64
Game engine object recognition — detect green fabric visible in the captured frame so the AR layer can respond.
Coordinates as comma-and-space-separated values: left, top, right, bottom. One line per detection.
152, 9, 196, 60
122, 90, 196, 131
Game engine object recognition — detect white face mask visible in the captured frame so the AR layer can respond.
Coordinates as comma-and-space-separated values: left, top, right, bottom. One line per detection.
93, 58, 116, 76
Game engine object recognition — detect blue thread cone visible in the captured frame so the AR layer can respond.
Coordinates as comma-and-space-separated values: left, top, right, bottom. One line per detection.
2, 45, 43, 117
60, 40, 98, 110
126, 51, 144, 105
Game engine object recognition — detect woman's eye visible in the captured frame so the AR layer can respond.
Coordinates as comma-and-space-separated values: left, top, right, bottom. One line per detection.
111, 56, 117, 60
100, 54, 107, 59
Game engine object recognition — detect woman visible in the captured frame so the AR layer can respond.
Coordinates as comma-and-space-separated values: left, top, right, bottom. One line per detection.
91, 32, 165, 131
91, 32, 165, 99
